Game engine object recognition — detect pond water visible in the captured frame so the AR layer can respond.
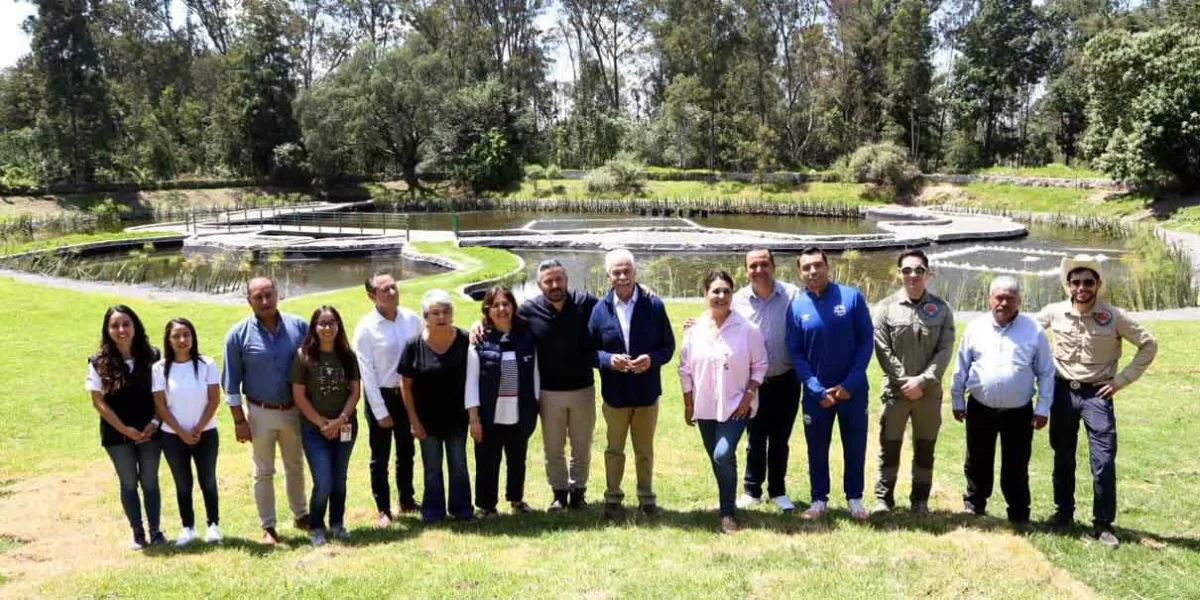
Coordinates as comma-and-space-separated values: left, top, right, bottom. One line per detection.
283, 208, 878, 235
506, 225, 1130, 313
9, 211, 1161, 311
10, 247, 444, 299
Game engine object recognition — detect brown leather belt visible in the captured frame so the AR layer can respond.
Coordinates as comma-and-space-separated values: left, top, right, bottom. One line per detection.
248, 398, 293, 411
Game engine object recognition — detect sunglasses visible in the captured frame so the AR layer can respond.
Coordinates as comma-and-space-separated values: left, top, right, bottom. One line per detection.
1068, 279, 1097, 288
899, 266, 928, 276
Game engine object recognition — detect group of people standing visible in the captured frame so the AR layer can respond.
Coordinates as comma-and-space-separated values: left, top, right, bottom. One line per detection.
87, 243, 1157, 550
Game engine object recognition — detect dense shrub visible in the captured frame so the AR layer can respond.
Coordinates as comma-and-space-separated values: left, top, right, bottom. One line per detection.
841, 142, 920, 197
584, 152, 646, 193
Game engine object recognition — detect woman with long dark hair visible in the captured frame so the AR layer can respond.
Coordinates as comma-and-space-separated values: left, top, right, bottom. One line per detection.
152, 318, 222, 546
86, 305, 164, 549
466, 285, 540, 519
289, 305, 361, 546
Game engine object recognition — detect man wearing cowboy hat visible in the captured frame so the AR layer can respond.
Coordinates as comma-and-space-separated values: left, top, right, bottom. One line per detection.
1036, 255, 1158, 549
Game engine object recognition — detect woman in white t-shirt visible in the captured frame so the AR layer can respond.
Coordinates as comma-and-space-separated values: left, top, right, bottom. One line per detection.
152, 318, 222, 547
87, 305, 164, 551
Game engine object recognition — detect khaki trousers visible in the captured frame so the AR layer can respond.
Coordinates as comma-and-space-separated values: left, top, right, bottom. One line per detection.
540, 386, 597, 492
602, 401, 659, 506
874, 392, 942, 505
248, 402, 307, 528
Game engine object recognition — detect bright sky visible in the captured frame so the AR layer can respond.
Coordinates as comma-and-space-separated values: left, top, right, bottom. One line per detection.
1, 1, 34, 69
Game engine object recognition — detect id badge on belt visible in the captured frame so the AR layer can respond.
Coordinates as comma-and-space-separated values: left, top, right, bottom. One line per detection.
339, 423, 352, 442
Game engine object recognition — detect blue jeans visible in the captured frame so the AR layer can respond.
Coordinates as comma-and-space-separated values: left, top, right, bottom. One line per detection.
1050, 380, 1118, 527
105, 439, 163, 536
419, 434, 472, 522
301, 420, 357, 531
698, 419, 747, 517
161, 429, 220, 528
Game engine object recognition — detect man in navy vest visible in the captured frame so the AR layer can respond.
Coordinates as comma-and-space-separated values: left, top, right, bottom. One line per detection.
588, 249, 675, 521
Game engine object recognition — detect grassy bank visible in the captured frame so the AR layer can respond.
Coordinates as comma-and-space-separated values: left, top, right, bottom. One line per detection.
0, 243, 1197, 597
925, 182, 1154, 218
976, 164, 1108, 179
0, 230, 171, 257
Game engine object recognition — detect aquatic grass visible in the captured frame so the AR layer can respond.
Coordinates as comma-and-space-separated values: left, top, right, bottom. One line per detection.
368, 191, 870, 221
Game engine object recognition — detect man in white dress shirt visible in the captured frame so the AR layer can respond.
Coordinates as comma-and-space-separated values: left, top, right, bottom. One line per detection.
354, 271, 424, 526
951, 276, 1054, 525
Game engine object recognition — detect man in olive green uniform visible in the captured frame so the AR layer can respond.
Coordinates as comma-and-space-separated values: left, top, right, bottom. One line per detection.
1036, 255, 1157, 548
870, 249, 955, 515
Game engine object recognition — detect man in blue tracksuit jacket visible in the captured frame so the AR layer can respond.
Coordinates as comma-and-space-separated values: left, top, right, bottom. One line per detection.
785, 248, 874, 520
588, 249, 675, 520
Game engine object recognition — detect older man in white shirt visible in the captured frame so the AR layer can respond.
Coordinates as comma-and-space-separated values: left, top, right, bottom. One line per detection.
354, 271, 424, 526
951, 276, 1054, 525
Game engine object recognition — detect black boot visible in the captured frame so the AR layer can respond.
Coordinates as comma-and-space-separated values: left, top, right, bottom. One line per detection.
548, 489, 569, 512
568, 488, 588, 510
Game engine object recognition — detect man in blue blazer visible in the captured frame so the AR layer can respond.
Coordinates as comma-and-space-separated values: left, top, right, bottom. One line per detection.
588, 249, 675, 520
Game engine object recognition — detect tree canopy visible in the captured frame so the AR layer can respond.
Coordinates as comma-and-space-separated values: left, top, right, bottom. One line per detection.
0, 0, 1197, 191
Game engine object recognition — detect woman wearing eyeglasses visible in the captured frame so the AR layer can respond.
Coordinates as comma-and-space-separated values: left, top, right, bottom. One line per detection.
869, 249, 955, 516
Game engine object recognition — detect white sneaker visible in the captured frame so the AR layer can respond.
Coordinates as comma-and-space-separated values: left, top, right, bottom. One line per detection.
770, 495, 796, 512
848, 499, 868, 521
204, 524, 223, 543
801, 500, 827, 520
175, 527, 198, 547
736, 494, 762, 509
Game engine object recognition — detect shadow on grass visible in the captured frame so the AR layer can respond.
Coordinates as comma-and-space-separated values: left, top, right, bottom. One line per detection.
131, 507, 1200, 552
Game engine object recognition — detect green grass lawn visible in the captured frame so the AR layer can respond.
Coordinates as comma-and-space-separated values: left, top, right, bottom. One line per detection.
976, 164, 1108, 180
0, 244, 1198, 598
0, 230, 173, 257
931, 183, 1155, 219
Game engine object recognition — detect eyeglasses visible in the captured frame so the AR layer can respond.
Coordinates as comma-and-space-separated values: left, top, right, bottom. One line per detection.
899, 266, 928, 276
315, 320, 339, 328
1068, 279, 1097, 288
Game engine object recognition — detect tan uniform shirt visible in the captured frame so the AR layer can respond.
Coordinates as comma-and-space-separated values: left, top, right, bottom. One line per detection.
1035, 300, 1157, 387
872, 290, 956, 401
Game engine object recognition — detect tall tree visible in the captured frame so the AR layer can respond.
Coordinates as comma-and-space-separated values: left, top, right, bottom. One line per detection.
952, 0, 1050, 165
300, 38, 451, 188
28, 0, 120, 183
221, 0, 302, 176
1082, 25, 1200, 189
882, 0, 935, 162
559, 0, 647, 113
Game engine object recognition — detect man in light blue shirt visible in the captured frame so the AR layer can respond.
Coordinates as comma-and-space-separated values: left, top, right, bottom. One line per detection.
951, 276, 1054, 524
731, 249, 800, 512
223, 276, 309, 544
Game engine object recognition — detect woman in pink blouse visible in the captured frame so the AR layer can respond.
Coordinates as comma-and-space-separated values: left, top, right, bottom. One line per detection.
678, 270, 768, 533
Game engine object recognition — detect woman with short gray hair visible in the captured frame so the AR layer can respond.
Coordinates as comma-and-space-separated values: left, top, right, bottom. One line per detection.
399, 289, 478, 522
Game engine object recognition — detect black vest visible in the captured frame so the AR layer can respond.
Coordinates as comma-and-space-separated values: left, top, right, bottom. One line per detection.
90, 354, 159, 447
475, 327, 539, 437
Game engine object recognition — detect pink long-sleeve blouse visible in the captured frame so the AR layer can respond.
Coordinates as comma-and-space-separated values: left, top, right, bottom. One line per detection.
678, 310, 769, 422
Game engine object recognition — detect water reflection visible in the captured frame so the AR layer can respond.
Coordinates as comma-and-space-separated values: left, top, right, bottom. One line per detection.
509, 231, 1131, 313
9, 247, 445, 298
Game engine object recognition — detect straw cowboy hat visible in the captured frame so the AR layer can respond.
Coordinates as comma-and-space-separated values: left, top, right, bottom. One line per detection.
1060, 254, 1107, 297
